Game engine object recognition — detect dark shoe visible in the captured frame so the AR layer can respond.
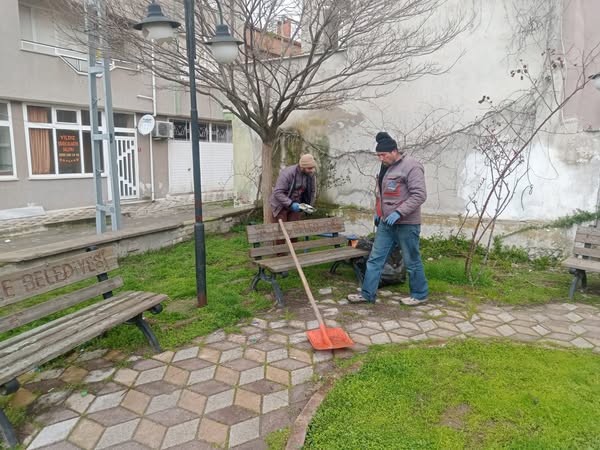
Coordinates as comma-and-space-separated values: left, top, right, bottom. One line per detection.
280, 271, 289, 278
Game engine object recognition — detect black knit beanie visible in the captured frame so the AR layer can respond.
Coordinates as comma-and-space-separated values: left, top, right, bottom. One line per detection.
375, 131, 397, 152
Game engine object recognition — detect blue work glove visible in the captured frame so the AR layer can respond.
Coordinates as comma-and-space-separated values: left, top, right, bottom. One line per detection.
290, 202, 301, 212
374, 214, 380, 226
384, 211, 401, 226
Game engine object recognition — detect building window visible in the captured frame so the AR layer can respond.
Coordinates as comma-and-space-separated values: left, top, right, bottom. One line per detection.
0, 102, 16, 178
211, 123, 232, 143
170, 119, 232, 143
25, 104, 107, 177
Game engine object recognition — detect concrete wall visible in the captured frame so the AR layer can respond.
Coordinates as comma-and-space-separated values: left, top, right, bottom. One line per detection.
0, 0, 227, 211
233, 0, 600, 245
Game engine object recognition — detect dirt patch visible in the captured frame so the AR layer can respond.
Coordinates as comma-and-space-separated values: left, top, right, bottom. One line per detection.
440, 403, 471, 430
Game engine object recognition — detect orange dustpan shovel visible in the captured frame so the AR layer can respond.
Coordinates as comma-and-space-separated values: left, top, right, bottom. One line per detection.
278, 219, 354, 350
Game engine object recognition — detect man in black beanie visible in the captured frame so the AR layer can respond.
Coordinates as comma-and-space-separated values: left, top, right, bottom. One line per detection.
348, 131, 429, 305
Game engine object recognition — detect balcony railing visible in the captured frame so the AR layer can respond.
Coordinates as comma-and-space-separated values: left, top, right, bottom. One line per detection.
20, 40, 140, 75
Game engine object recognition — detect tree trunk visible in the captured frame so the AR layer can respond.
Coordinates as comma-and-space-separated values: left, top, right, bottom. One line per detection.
261, 140, 274, 223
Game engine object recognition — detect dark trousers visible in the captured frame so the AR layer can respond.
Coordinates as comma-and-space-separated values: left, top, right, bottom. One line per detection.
272, 210, 302, 250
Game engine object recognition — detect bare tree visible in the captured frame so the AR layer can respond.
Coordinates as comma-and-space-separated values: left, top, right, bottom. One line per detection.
63, 0, 475, 222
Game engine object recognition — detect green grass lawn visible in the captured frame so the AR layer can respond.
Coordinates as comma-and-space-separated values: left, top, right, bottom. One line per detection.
2, 229, 599, 354
305, 340, 600, 449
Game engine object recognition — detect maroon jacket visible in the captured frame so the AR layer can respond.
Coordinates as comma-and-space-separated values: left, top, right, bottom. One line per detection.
270, 165, 316, 218
376, 155, 427, 225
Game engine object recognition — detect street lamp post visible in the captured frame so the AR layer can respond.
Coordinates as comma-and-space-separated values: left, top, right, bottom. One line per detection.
134, 0, 241, 307
590, 73, 600, 227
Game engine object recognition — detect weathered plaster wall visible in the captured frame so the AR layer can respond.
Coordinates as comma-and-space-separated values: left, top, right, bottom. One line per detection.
233, 0, 600, 241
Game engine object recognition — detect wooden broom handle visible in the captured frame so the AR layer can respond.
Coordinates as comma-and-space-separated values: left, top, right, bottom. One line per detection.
278, 219, 325, 326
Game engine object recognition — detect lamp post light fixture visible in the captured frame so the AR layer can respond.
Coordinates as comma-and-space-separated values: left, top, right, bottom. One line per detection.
590, 73, 600, 92
134, 0, 242, 307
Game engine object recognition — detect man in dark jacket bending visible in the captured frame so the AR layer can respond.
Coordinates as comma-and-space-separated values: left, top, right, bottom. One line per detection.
270, 154, 317, 223
348, 132, 428, 306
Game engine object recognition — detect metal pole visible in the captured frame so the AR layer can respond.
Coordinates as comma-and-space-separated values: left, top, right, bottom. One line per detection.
86, 0, 106, 234
98, 1, 122, 231
185, 0, 207, 307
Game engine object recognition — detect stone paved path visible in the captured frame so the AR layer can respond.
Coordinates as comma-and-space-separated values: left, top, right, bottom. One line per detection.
14, 295, 600, 449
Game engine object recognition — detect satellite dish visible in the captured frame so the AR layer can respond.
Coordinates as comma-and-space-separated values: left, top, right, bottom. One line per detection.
138, 114, 156, 136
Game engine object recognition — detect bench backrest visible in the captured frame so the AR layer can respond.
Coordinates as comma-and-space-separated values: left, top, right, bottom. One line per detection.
246, 217, 348, 259
0, 247, 121, 334
572, 226, 600, 260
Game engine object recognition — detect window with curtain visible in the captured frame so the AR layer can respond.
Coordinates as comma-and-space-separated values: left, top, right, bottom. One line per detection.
0, 102, 15, 177
26, 105, 107, 176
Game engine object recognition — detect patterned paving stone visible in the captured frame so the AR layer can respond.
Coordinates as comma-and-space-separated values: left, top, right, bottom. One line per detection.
198, 418, 228, 446
371, 333, 392, 344
263, 389, 289, 414
456, 321, 476, 333
204, 389, 236, 413
497, 324, 517, 337
147, 407, 198, 427
131, 359, 165, 371
64, 392, 94, 414
197, 347, 222, 363
28, 418, 79, 449
133, 418, 166, 449
162, 418, 200, 449
177, 389, 207, 415
235, 388, 261, 413
121, 389, 151, 415
229, 417, 260, 447
497, 312, 516, 323
173, 357, 214, 371
88, 390, 127, 413
135, 366, 168, 386
188, 365, 218, 385
215, 365, 241, 385
206, 405, 258, 426
566, 312, 584, 323
173, 347, 200, 362
152, 350, 175, 364
146, 390, 182, 414
571, 337, 594, 349
96, 418, 140, 449
87, 406, 139, 427
36, 407, 79, 426
113, 368, 139, 387
136, 381, 181, 396
68, 417, 104, 449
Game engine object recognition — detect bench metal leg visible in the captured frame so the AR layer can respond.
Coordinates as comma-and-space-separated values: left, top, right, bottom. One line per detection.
0, 409, 17, 448
250, 268, 285, 307
351, 259, 365, 284
568, 269, 587, 299
130, 314, 162, 353
330, 261, 342, 274
250, 269, 262, 291
329, 259, 365, 285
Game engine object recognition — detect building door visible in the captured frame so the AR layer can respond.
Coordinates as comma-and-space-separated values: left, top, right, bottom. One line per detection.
115, 134, 138, 199
167, 140, 234, 200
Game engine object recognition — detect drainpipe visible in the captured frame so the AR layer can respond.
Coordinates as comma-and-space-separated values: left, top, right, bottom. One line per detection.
137, 49, 157, 202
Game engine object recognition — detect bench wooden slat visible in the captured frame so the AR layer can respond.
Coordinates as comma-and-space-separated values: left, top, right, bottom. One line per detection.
257, 247, 369, 272
572, 246, 600, 260
246, 217, 345, 243
0, 247, 117, 307
574, 232, 600, 246
0, 277, 124, 334
249, 236, 348, 258
0, 291, 166, 386
562, 257, 600, 272
0, 290, 150, 355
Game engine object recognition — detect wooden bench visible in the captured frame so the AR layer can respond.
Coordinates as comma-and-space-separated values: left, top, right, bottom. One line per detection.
562, 225, 600, 299
246, 217, 369, 307
0, 246, 167, 447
